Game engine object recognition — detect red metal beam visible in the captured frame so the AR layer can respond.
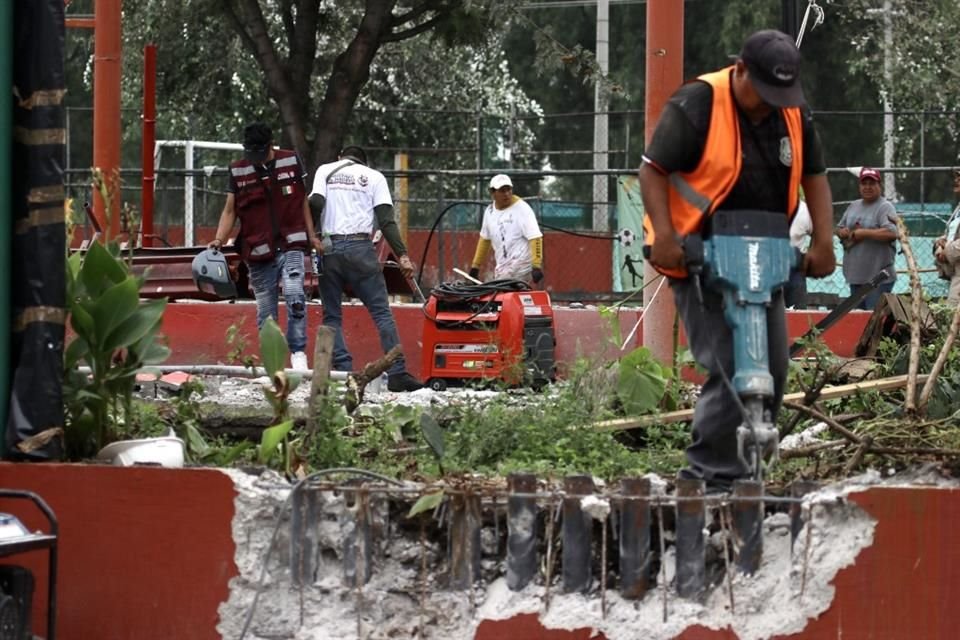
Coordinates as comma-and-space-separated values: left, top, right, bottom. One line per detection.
92, 0, 122, 239
641, 0, 683, 365
142, 44, 157, 247
65, 16, 95, 29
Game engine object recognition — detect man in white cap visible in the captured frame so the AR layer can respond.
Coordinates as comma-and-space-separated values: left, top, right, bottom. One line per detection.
468, 174, 544, 284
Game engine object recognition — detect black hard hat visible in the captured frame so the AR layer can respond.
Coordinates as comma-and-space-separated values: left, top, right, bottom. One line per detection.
192, 248, 238, 299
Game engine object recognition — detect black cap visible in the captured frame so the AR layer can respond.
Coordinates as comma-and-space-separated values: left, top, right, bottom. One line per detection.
739, 29, 805, 107
243, 122, 272, 164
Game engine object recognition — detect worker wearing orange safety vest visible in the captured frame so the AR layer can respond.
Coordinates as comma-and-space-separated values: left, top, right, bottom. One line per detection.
639, 30, 836, 492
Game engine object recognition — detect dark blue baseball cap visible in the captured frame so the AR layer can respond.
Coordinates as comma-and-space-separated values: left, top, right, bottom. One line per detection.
739, 29, 806, 107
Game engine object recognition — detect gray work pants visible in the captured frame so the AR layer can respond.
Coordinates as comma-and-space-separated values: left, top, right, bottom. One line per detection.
671, 277, 789, 485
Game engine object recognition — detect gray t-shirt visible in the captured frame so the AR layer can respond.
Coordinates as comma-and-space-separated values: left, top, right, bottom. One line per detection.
838, 197, 898, 284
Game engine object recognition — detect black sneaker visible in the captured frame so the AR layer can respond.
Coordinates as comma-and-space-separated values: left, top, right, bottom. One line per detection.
387, 372, 423, 392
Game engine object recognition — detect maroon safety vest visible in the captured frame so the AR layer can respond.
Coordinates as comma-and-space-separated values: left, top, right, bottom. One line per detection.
230, 149, 309, 262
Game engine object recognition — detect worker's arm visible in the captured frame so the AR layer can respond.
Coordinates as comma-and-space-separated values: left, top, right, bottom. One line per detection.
471, 238, 491, 269
851, 225, 898, 243
638, 161, 684, 271
528, 237, 543, 268
800, 173, 837, 278
308, 193, 325, 237
303, 196, 321, 251
209, 193, 237, 250
375, 203, 407, 257
374, 203, 414, 278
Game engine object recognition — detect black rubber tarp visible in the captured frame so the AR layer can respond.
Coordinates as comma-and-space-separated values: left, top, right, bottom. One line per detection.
6, 0, 66, 460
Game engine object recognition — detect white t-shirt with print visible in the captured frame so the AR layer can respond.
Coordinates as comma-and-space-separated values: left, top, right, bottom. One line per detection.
480, 197, 543, 279
309, 160, 392, 236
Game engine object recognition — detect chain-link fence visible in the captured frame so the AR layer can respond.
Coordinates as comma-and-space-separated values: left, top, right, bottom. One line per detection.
64, 106, 960, 305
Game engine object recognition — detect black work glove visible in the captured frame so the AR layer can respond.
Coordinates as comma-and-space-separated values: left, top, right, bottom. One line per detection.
468, 267, 480, 280
531, 268, 544, 284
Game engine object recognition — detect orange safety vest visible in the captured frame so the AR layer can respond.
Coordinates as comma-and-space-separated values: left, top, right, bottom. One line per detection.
642, 66, 804, 278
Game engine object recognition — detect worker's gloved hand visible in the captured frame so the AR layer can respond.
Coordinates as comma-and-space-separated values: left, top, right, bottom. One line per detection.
531, 268, 544, 284
650, 235, 685, 271
468, 267, 480, 280
802, 239, 837, 278
398, 254, 415, 279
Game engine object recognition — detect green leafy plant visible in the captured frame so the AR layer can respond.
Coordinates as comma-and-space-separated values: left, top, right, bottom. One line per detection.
255, 318, 302, 473
617, 346, 671, 415
63, 241, 170, 458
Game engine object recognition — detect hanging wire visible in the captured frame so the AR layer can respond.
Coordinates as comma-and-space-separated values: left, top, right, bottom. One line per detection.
796, 0, 826, 48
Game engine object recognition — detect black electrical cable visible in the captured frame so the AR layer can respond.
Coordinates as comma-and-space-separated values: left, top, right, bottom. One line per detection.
420, 278, 532, 326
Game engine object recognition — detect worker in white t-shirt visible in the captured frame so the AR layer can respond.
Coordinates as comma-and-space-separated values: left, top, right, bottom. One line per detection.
785, 198, 812, 308
308, 145, 421, 392
468, 174, 544, 284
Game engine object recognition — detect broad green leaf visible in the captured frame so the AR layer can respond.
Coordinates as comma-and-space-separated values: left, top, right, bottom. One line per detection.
259, 318, 288, 377
617, 346, 670, 415
407, 491, 444, 518
90, 277, 141, 345
80, 241, 127, 295
103, 299, 167, 352
259, 419, 294, 463
70, 304, 96, 346
183, 423, 210, 458
211, 440, 252, 465
139, 342, 171, 366
419, 413, 445, 460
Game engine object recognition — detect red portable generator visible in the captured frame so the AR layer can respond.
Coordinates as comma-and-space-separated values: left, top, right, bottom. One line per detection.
420, 285, 556, 391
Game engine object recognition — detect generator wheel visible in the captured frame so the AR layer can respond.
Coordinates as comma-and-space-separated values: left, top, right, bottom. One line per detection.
427, 378, 447, 392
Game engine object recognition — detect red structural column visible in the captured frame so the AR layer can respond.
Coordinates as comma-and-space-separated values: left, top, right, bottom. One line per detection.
141, 44, 156, 247
641, 2, 683, 365
92, 0, 122, 239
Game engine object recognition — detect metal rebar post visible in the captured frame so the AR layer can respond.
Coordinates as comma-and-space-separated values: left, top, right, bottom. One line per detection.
619, 477, 652, 599
449, 491, 482, 590
562, 475, 595, 593
675, 478, 705, 600
289, 486, 318, 586
506, 473, 538, 591
732, 480, 764, 575
790, 480, 820, 552
342, 484, 372, 588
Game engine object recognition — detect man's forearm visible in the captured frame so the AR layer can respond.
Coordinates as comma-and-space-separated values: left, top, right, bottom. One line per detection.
375, 203, 407, 256
308, 194, 325, 234
638, 163, 674, 239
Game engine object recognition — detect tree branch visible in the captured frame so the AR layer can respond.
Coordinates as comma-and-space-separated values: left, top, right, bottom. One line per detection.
918, 302, 960, 411
382, 14, 446, 43
278, 0, 295, 46
896, 217, 923, 415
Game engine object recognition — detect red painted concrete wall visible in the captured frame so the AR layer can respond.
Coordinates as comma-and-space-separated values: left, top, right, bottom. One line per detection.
0, 464, 237, 640
0, 464, 954, 640
155, 303, 870, 378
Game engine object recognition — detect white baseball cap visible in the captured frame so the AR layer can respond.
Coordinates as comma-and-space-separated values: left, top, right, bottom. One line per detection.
489, 174, 513, 190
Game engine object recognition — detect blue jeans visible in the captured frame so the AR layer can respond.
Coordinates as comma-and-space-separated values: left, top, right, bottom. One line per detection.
247, 250, 307, 353
850, 280, 895, 310
318, 238, 405, 375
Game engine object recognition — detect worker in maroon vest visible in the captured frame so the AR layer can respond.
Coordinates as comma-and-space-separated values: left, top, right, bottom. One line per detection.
209, 122, 320, 371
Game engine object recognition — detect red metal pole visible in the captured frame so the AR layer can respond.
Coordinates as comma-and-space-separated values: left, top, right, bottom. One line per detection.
142, 44, 156, 247
92, 0, 122, 239
641, 1, 683, 365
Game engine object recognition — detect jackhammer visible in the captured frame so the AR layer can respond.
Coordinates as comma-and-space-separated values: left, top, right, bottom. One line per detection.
681, 210, 799, 482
